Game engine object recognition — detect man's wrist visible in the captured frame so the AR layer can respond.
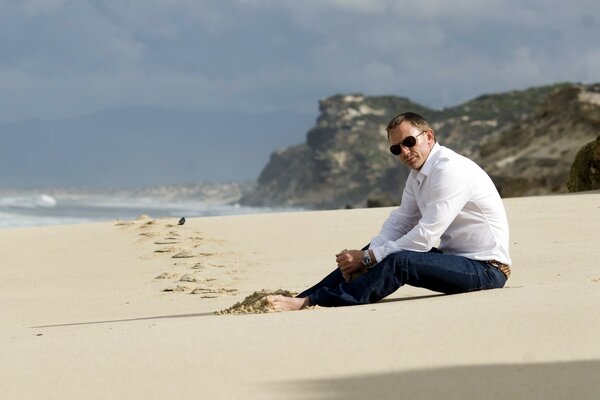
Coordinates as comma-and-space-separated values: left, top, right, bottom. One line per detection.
362, 249, 377, 269
369, 250, 376, 262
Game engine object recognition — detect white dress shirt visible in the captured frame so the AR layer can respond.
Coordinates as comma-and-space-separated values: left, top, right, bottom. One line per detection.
369, 143, 512, 266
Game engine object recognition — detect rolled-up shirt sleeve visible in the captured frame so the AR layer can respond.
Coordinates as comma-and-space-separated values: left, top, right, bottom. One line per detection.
370, 163, 472, 262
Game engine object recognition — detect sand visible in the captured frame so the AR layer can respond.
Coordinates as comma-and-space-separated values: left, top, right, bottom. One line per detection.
216, 289, 298, 315
1, 192, 599, 399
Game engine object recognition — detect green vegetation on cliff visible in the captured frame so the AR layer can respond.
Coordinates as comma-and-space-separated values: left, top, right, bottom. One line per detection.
567, 137, 600, 192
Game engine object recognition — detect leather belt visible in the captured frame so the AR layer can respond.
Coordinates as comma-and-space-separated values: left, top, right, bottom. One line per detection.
485, 260, 511, 279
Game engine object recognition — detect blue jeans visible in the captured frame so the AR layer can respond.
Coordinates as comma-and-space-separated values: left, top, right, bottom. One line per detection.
298, 250, 507, 307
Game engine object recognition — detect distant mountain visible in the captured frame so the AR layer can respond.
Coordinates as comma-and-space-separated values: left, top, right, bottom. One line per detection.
0, 107, 315, 188
241, 83, 600, 208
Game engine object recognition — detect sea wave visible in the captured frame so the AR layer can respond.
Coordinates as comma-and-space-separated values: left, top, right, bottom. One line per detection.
0, 184, 301, 229
0, 193, 57, 209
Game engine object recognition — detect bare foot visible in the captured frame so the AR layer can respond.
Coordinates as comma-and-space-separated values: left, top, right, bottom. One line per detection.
265, 295, 309, 312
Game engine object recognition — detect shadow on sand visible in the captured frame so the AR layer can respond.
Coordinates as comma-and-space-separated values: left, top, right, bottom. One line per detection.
30, 311, 216, 328
273, 360, 600, 400
30, 294, 448, 328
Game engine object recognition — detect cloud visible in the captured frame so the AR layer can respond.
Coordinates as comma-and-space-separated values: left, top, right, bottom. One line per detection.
317, 0, 389, 14
17, 0, 69, 15
0, 0, 599, 121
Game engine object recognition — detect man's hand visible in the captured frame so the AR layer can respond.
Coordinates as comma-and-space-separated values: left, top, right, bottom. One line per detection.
336, 249, 365, 281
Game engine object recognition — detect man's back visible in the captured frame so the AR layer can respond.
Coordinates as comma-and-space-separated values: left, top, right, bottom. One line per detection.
429, 146, 511, 264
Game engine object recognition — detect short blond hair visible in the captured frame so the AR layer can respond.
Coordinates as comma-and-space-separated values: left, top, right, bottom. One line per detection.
386, 112, 431, 138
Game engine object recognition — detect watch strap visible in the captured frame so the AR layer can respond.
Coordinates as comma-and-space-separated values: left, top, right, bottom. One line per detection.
362, 249, 374, 268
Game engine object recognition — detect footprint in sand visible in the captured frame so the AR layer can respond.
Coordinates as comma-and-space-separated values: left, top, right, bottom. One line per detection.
139, 220, 157, 228
194, 262, 224, 269
154, 240, 182, 245
115, 220, 135, 226
155, 246, 179, 253
191, 287, 237, 297
117, 217, 237, 296
162, 285, 189, 292
155, 272, 179, 280
191, 286, 215, 294
139, 231, 161, 238
191, 288, 216, 297
186, 277, 218, 284
172, 251, 196, 259
179, 274, 198, 283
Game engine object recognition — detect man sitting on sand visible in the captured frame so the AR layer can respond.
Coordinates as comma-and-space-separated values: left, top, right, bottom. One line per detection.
267, 112, 512, 311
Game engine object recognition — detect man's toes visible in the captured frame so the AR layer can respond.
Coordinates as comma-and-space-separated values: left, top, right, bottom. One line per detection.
265, 295, 280, 310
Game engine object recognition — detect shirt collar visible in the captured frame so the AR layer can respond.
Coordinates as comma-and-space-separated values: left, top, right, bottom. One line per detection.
414, 142, 441, 178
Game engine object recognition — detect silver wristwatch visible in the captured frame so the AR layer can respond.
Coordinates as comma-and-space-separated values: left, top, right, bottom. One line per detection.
362, 249, 375, 269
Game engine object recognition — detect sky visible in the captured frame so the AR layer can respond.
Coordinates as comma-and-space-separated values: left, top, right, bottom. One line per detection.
1, 0, 599, 122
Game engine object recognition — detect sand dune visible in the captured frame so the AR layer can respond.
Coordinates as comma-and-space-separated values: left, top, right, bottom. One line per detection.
1, 193, 599, 399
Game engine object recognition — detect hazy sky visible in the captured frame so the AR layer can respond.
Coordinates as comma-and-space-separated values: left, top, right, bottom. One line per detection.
2, 0, 599, 122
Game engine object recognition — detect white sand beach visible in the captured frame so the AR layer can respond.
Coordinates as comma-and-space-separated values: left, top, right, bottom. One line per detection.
1, 193, 599, 399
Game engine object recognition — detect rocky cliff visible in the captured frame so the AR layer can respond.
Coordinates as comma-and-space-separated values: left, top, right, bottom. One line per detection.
241, 83, 600, 208
476, 84, 600, 197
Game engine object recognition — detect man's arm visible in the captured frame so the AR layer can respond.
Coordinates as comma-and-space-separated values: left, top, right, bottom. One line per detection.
370, 184, 421, 249
371, 164, 472, 262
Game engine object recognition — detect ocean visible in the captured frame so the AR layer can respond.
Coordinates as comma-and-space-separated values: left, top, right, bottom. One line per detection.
0, 184, 298, 229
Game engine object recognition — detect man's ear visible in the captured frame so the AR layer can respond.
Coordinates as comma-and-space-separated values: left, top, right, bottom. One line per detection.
427, 129, 435, 142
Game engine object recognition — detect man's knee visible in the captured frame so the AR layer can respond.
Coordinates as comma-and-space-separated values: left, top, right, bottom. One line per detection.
378, 251, 412, 278
381, 251, 413, 266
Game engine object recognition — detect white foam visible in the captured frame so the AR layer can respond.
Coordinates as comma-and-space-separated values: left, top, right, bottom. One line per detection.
38, 194, 57, 207
0, 193, 58, 209
0, 188, 302, 229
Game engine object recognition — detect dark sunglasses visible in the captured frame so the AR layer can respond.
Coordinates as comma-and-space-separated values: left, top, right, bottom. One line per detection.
389, 130, 427, 155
